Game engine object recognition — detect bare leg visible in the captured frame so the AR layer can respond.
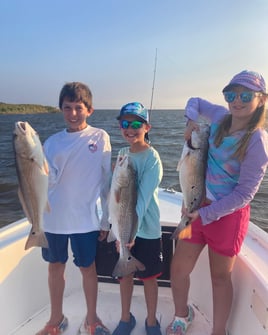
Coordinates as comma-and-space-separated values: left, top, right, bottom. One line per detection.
209, 249, 236, 335
143, 278, 158, 326
118, 274, 134, 321
170, 240, 204, 317
80, 261, 98, 324
47, 262, 66, 325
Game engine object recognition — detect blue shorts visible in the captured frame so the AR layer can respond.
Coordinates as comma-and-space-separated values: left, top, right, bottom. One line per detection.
42, 231, 99, 267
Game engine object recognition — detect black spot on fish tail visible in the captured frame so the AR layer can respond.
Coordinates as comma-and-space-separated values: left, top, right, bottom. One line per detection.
24, 229, 49, 250
112, 255, 145, 278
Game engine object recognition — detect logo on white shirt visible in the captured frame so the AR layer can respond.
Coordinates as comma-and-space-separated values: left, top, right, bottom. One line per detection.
88, 142, 97, 153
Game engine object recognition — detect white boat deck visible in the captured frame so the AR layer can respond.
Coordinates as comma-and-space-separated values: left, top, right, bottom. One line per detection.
3, 189, 268, 335
11, 282, 212, 335
4, 190, 211, 335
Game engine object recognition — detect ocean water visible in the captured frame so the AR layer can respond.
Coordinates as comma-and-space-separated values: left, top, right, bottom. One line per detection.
0, 110, 267, 232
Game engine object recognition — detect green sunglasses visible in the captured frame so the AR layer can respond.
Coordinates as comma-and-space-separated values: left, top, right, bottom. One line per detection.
119, 120, 145, 129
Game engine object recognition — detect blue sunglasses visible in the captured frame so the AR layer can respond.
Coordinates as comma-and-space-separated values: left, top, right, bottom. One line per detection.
223, 91, 262, 103
119, 120, 145, 129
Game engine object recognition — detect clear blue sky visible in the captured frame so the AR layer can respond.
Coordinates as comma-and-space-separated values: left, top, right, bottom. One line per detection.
1, 0, 268, 109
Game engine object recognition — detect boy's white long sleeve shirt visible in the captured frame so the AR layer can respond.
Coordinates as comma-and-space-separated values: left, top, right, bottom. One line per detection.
43, 125, 111, 234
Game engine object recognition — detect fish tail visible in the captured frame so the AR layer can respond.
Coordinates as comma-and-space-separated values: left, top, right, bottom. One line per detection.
170, 225, 183, 240
178, 225, 192, 240
170, 223, 192, 240
24, 229, 49, 250
112, 255, 145, 278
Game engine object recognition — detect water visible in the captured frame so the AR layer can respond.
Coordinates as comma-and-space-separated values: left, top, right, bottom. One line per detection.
1, 110, 268, 232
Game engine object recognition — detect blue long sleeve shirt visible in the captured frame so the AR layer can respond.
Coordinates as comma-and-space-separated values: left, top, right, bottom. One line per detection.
118, 146, 163, 239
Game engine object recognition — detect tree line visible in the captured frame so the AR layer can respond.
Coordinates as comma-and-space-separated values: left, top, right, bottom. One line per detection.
0, 102, 59, 114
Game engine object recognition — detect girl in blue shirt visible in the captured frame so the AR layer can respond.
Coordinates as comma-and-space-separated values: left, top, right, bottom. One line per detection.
112, 102, 163, 335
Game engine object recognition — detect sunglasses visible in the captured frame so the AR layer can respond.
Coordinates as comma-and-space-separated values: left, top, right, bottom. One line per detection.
119, 120, 145, 129
223, 91, 262, 103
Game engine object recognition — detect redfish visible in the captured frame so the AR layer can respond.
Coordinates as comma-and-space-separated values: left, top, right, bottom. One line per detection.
13, 121, 49, 250
171, 123, 210, 240
108, 154, 145, 277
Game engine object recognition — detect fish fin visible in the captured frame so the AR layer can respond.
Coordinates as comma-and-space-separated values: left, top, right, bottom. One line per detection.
170, 226, 181, 240
43, 158, 49, 175
176, 157, 184, 171
18, 188, 32, 223
117, 154, 128, 166
170, 216, 191, 240
114, 188, 121, 203
45, 201, 51, 212
178, 225, 192, 240
31, 154, 48, 175
24, 228, 49, 250
112, 254, 145, 278
176, 144, 190, 171
107, 229, 117, 243
129, 216, 138, 241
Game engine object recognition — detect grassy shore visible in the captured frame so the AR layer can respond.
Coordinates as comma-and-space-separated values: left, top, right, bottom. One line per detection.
0, 102, 59, 114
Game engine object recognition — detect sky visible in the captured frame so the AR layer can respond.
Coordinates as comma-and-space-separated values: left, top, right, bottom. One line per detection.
1, 0, 268, 109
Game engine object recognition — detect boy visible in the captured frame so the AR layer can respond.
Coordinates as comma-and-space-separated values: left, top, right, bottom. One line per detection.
36, 82, 111, 335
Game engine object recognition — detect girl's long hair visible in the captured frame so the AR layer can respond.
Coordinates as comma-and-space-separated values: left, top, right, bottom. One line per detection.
214, 105, 266, 161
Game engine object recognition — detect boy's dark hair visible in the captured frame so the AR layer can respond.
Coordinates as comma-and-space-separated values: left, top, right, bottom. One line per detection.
59, 82, 92, 109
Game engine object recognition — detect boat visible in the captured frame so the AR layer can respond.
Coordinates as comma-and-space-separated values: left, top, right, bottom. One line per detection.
1, 188, 268, 335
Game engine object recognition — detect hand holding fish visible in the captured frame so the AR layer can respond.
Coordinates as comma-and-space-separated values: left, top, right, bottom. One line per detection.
181, 202, 200, 223
176, 203, 199, 239
99, 230, 109, 241
184, 120, 199, 140
115, 239, 135, 253
184, 209, 200, 224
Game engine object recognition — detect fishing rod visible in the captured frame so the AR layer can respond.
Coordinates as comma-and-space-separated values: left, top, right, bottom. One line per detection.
149, 48, 157, 118
146, 48, 157, 144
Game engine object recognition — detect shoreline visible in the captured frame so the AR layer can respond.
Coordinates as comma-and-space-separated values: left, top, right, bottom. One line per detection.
0, 102, 59, 114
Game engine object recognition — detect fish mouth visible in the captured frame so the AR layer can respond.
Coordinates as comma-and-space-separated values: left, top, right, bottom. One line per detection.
15, 121, 27, 135
118, 155, 128, 166
187, 138, 199, 150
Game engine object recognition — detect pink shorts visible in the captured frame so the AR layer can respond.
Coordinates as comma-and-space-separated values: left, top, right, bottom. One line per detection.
185, 204, 250, 257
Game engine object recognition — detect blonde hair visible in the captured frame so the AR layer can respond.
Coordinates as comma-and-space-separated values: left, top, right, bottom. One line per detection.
214, 105, 266, 161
